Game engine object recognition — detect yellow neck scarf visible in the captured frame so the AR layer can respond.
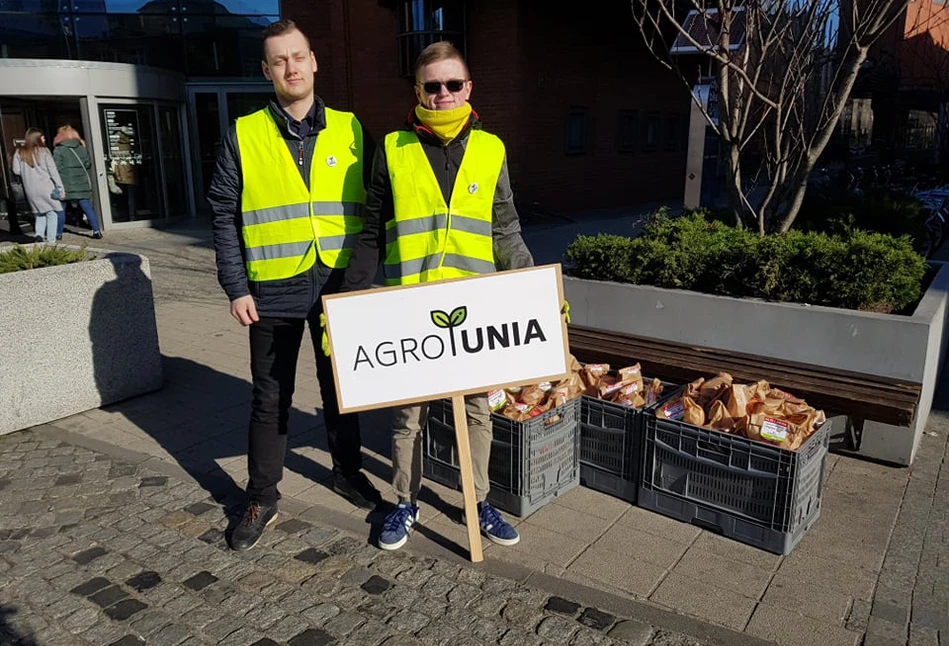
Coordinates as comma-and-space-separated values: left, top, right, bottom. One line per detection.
415, 102, 473, 144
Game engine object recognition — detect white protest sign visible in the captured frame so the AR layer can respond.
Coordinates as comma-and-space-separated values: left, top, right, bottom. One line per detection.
323, 265, 570, 413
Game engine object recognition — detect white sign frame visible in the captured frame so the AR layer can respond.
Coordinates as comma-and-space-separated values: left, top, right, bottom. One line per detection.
322, 265, 571, 414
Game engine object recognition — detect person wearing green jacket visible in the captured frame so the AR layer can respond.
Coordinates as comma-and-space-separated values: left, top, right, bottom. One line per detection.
52, 125, 102, 239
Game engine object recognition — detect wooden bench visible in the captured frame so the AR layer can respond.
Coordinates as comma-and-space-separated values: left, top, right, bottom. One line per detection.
568, 324, 923, 427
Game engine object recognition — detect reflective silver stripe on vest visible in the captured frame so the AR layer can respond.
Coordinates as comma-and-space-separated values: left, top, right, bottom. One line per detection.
244, 201, 364, 226
385, 213, 492, 244
245, 240, 313, 262
442, 253, 496, 275
450, 215, 493, 237
384, 253, 442, 279
384, 252, 496, 279
312, 201, 365, 216
386, 214, 445, 244
243, 203, 309, 226
320, 233, 359, 251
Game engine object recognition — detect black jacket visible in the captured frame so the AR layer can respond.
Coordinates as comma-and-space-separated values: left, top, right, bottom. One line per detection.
341, 108, 534, 293
208, 96, 374, 318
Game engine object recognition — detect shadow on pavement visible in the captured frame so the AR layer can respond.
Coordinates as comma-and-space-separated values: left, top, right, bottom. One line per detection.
0, 605, 36, 646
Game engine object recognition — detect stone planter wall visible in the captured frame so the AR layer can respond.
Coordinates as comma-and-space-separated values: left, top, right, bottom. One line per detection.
563, 262, 949, 465
0, 247, 162, 435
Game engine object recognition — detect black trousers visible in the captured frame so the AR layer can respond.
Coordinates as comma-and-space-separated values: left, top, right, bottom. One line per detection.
246, 306, 362, 505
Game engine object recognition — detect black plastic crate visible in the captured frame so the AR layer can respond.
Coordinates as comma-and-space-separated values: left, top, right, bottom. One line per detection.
638, 409, 831, 555
579, 380, 680, 503
422, 398, 581, 518
578, 397, 642, 503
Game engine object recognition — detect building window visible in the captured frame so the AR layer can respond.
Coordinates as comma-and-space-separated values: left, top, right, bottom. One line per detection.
642, 112, 660, 152
664, 114, 682, 151
566, 107, 590, 155
398, 0, 466, 78
618, 110, 638, 153
1, 1, 277, 77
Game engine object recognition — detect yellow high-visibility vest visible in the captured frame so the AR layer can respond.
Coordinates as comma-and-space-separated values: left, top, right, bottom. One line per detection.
236, 107, 366, 282
383, 129, 503, 285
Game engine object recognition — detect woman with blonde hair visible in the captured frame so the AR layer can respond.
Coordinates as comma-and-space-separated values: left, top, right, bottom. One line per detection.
12, 128, 65, 243
53, 125, 102, 239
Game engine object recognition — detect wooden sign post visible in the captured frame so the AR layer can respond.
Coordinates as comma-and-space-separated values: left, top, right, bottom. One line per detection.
322, 265, 570, 562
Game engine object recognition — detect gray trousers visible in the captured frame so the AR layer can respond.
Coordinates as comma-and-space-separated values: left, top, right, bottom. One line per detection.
392, 395, 492, 503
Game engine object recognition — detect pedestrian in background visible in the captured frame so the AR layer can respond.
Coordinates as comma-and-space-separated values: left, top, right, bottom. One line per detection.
53, 125, 103, 239
12, 128, 65, 244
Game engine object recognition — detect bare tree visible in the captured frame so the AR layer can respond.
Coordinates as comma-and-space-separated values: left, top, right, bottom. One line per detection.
632, 0, 909, 233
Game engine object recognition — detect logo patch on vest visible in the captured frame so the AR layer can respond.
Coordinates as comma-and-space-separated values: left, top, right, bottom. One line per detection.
326, 155, 337, 167
468, 182, 479, 194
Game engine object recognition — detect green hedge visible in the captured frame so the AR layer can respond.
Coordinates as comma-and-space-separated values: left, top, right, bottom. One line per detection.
0, 245, 91, 274
565, 213, 928, 313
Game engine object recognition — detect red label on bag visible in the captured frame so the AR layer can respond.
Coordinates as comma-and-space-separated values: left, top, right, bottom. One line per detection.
661, 400, 686, 421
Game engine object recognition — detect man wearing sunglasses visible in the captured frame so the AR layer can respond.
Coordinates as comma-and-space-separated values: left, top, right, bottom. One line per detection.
209, 19, 382, 552
341, 41, 534, 551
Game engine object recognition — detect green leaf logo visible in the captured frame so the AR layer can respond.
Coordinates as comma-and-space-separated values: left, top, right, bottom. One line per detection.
449, 306, 467, 326
431, 310, 451, 328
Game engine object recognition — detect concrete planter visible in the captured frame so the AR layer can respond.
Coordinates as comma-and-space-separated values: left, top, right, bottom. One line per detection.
564, 263, 949, 466
0, 246, 162, 435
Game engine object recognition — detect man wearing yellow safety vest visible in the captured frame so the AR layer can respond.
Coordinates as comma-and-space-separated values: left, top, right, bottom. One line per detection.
341, 41, 535, 551
209, 19, 381, 551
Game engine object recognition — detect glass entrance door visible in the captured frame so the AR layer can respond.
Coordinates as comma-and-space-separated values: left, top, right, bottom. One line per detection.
188, 86, 270, 210
100, 104, 161, 223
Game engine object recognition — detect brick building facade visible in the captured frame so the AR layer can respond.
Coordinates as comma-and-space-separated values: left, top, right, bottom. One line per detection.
290, 0, 689, 214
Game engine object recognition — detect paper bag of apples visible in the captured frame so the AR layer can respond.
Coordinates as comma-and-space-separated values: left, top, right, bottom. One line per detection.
487, 355, 588, 423
579, 362, 664, 409
654, 372, 826, 450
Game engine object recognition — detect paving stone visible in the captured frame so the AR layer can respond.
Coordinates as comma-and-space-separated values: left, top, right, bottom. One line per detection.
222, 626, 266, 646
70, 576, 111, 596
108, 636, 147, 646
90, 584, 130, 608
607, 620, 654, 646
129, 609, 173, 638
72, 546, 108, 564
127, 570, 163, 592
537, 616, 580, 642
847, 599, 873, 633
106, 599, 149, 621
295, 548, 331, 565
82, 618, 136, 645
150, 623, 192, 646
362, 575, 393, 595
323, 610, 365, 637
139, 476, 169, 488
499, 629, 544, 646
348, 618, 392, 646
277, 518, 313, 534
302, 602, 342, 625
183, 571, 219, 591
288, 628, 337, 646
578, 608, 615, 631
649, 631, 706, 646
202, 616, 241, 641
380, 636, 424, 646
387, 609, 431, 634
570, 626, 614, 646
250, 640, 280, 646
265, 615, 311, 642
416, 618, 462, 646
183, 502, 215, 516
545, 597, 581, 617
61, 606, 101, 633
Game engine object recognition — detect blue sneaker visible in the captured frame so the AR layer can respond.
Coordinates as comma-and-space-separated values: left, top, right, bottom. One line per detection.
478, 503, 520, 546
379, 502, 419, 551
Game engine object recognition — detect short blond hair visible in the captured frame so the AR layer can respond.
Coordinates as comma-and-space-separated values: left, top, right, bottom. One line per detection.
414, 41, 469, 81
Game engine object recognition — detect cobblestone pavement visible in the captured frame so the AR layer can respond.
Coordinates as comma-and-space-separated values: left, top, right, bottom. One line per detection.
0, 429, 765, 646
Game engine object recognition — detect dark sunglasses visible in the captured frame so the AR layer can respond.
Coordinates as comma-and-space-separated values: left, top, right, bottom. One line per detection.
419, 79, 467, 94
